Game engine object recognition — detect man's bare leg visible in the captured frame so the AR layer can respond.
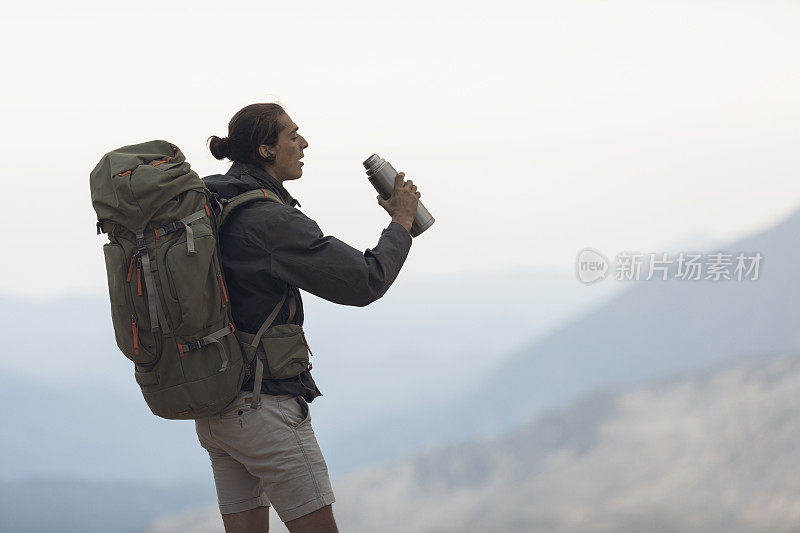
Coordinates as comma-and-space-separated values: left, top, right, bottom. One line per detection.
221, 506, 269, 533
285, 504, 338, 533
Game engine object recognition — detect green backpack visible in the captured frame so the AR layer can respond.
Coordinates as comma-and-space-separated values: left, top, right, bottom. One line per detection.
90, 140, 301, 419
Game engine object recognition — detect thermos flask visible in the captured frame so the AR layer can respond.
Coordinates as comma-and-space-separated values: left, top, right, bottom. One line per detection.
363, 154, 435, 237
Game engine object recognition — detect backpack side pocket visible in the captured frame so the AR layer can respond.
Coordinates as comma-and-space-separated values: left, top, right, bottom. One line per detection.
103, 243, 161, 365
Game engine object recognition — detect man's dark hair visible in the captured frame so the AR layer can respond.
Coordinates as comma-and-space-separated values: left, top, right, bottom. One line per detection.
208, 103, 286, 165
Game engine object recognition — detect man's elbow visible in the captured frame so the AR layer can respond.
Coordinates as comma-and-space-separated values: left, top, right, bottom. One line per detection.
350, 291, 383, 307
347, 284, 390, 307
338, 269, 394, 307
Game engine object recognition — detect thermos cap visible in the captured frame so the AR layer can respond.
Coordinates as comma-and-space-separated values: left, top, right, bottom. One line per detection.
363, 154, 385, 174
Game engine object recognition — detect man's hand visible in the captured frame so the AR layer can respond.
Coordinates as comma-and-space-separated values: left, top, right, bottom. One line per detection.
377, 172, 420, 233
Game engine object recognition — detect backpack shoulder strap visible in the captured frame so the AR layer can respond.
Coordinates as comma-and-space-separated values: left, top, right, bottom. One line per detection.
219, 188, 284, 227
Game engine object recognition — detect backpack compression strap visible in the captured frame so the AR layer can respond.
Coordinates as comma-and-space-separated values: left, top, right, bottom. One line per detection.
177, 323, 235, 372
135, 233, 171, 333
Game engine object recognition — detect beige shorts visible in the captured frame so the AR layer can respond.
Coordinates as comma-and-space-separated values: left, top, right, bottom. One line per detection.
194, 390, 335, 522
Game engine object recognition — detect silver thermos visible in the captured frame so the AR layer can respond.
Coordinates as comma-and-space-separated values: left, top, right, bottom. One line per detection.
363, 154, 435, 237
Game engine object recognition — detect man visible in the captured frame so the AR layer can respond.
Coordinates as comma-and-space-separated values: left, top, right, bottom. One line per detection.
198, 102, 420, 532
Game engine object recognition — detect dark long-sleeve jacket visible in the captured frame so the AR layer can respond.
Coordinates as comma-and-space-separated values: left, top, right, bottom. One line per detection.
203, 162, 412, 400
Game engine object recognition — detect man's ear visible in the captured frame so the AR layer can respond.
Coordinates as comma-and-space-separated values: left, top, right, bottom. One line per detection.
258, 144, 274, 160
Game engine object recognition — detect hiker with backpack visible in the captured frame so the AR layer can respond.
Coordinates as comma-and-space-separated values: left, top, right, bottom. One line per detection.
91, 102, 420, 533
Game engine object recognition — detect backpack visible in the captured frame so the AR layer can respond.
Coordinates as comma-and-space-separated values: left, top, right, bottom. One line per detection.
90, 140, 288, 419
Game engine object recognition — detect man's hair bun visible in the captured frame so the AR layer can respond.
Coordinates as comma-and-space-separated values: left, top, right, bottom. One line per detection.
208, 103, 286, 165
208, 135, 231, 160
207, 103, 286, 164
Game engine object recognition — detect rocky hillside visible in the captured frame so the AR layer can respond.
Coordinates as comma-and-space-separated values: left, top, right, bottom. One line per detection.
332, 354, 800, 533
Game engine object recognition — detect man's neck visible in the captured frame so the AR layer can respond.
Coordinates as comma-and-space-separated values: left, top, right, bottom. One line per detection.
228, 161, 300, 208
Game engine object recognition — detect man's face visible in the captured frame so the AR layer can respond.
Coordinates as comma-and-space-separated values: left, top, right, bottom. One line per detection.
261, 114, 308, 182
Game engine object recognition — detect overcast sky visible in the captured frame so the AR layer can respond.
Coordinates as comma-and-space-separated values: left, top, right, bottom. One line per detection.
1, 0, 799, 298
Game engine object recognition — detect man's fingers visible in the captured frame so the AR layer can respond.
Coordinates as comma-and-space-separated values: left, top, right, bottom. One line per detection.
394, 172, 405, 189
377, 195, 387, 207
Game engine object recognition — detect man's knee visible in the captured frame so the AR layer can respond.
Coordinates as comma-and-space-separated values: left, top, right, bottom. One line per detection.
285, 504, 338, 533
221, 505, 269, 533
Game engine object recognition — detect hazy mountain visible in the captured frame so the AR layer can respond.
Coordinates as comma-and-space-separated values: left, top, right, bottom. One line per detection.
0, 373, 214, 483
0, 266, 615, 482
473, 208, 800, 430
150, 353, 800, 533
325, 208, 800, 469
332, 353, 800, 533
0, 477, 213, 533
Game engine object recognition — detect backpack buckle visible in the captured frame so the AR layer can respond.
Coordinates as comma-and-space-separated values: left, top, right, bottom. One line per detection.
136, 236, 147, 251
164, 221, 181, 234
187, 340, 203, 351
154, 221, 183, 240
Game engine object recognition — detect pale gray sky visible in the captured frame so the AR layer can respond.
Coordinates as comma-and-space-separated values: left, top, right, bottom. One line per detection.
1, 0, 799, 298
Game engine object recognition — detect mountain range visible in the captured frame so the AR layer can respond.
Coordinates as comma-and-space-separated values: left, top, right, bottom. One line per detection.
325, 208, 800, 471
